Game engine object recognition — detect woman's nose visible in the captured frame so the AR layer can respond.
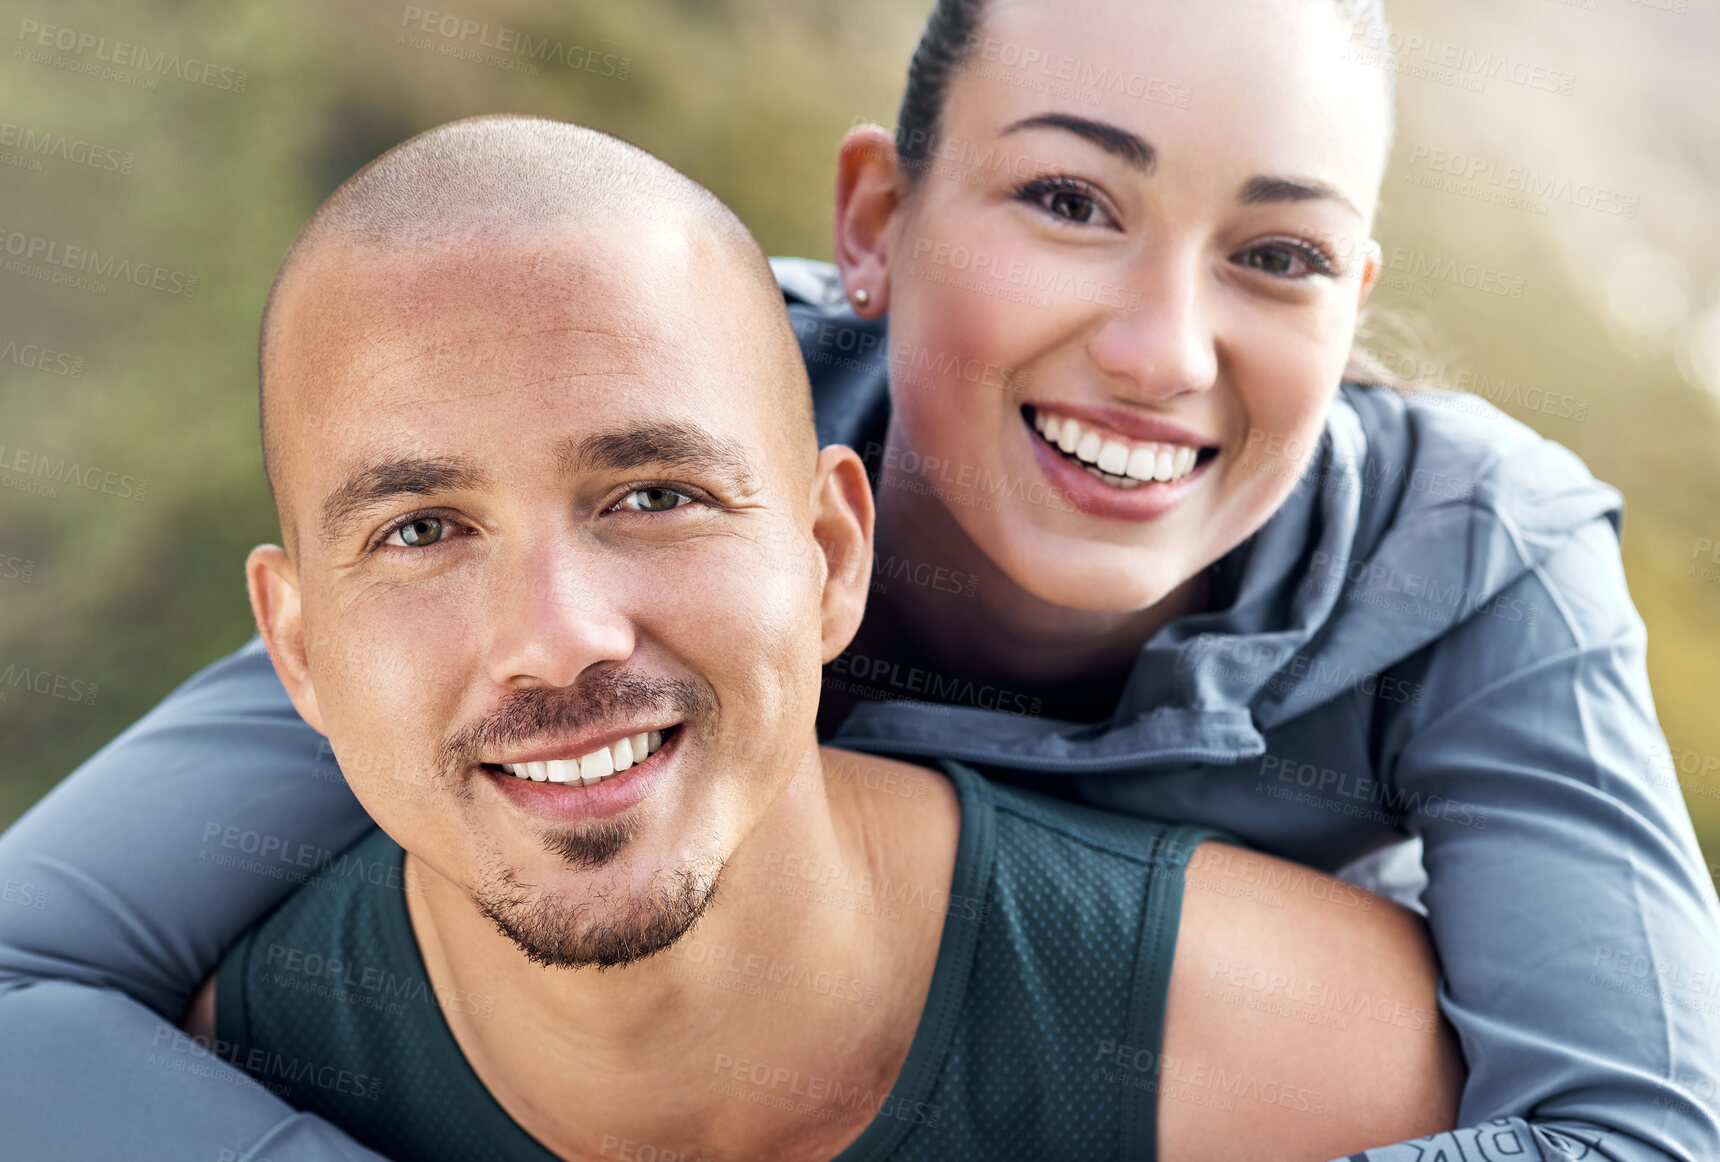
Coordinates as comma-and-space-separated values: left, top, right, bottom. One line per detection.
1085, 249, 1219, 402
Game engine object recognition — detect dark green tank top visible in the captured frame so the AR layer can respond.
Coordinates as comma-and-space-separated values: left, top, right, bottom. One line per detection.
216, 761, 1225, 1161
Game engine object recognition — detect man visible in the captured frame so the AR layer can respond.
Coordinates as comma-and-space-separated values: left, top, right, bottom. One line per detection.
167, 116, 1459, 1161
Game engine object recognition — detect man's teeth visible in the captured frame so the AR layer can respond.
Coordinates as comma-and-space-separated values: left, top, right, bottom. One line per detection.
501, 730, 665, 787
1033, 410, 1201, 486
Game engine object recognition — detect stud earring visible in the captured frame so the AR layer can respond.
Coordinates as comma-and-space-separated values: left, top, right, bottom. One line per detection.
852, 288, 871, 308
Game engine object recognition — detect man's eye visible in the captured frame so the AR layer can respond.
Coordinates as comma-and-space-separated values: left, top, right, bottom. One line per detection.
621, 487, 691, 513
387, 517, 447, 548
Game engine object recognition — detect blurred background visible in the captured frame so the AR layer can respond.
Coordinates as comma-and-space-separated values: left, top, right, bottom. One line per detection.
1, 0, 1716, 882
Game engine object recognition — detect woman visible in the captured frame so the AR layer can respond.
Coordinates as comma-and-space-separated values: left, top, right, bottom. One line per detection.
2, 1, 1717, 1159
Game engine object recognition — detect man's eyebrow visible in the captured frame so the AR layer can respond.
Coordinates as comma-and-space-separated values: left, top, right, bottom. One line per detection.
1239, 175, 1362, 219
555, 424, 760, 491
319, 456, 488, 545
999, 113, 1156, 172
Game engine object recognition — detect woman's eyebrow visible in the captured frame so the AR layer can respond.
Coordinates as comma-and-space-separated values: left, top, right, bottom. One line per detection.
999, 113, 1156, 172
1239, 175, 1362, 219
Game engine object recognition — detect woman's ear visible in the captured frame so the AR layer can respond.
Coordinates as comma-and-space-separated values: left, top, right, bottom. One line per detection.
246, 544, 328, 735
1357, 239, 1383, 307
808, 444, 875, 663
833, 125, 905, 319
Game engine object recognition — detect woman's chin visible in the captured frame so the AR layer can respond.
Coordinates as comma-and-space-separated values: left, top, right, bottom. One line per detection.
988, 536, 1196, 616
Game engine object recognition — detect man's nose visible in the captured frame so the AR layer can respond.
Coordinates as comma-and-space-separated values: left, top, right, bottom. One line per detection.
1084, 247, 1220, 402
486, 539, 635, 690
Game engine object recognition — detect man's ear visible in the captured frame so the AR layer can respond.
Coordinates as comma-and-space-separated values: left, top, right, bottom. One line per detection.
833, 125, 905, 320
809, 445, 874, 663
246, 544, 327, 735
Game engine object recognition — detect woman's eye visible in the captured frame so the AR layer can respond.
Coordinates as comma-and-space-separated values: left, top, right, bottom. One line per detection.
1018, 179, 1115, 229
388, 517, 447, 548
1237, 242, 1334, 279
1047, 190, 1097, 223
621, 487, 691, 513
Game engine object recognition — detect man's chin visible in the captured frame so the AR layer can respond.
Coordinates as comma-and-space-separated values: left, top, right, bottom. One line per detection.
473, 857, 723, 970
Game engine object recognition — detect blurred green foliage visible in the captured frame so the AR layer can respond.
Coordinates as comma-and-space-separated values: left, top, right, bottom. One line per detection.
1, 0, 1717, 888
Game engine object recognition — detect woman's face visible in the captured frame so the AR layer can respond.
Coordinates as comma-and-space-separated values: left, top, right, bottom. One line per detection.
862, 0, 1391, 614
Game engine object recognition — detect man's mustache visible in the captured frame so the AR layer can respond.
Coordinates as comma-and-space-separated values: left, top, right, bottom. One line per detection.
443, 669, 718, 768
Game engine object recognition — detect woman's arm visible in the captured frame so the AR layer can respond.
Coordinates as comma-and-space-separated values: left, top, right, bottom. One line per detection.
1355, 516, 1720, 1162
0, 637, 391, 1160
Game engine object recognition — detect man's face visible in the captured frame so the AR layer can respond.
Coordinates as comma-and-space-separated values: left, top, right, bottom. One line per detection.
264, 224, 829, 967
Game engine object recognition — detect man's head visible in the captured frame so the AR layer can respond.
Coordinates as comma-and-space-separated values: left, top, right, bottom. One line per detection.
247, 115, 873, 969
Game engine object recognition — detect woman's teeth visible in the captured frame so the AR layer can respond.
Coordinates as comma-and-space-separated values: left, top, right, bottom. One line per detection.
501, 730, 665, 787
1033, 410, 1201, 489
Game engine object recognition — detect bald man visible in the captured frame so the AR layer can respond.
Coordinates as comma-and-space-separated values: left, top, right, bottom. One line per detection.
175, 116, 1458, 1161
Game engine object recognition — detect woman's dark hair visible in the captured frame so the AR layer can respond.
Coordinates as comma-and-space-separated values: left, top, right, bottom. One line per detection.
891, 0, 1402, 388
895, 0, 1395, 180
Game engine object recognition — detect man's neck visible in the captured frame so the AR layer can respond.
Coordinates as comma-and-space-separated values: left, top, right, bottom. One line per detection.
403, 745, 961, 1162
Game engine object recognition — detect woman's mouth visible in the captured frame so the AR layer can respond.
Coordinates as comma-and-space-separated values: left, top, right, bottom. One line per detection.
1023, 405, 1217, 491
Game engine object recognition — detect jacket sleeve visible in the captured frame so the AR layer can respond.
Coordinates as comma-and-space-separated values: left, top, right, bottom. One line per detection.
1342, 516, 1720, 1162
0, 637, 391, 1160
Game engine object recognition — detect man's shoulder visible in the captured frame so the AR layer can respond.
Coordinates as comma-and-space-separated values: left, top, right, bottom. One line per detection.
967, 764, 1223, 872
940, 761, 1226, 950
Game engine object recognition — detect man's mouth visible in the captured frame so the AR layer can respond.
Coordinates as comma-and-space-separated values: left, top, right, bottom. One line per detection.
488, 726, 674, 787
1024, 405, 1217, 491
